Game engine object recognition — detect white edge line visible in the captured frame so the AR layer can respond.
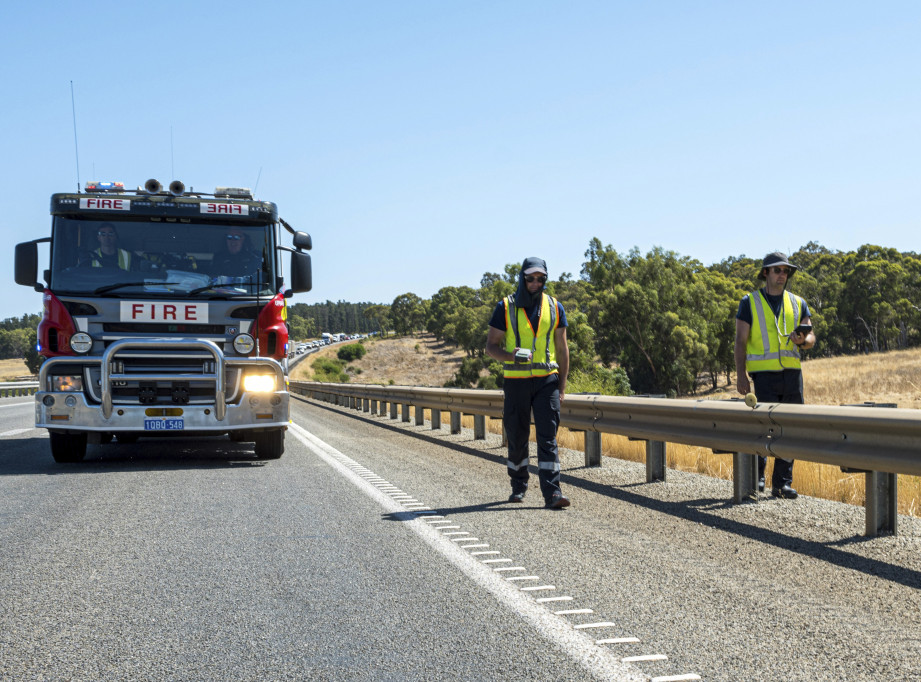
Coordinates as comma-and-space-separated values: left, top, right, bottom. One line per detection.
288, 422, 649, 682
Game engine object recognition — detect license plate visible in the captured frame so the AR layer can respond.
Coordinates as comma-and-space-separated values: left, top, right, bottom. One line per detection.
144, 418, 184, 431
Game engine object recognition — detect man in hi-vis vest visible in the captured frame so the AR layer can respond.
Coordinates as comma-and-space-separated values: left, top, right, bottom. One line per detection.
89, 223, 133, 270
734, 252, 816, 499
486, 257, 571, 509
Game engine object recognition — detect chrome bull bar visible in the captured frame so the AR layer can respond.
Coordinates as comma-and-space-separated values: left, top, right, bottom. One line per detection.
100, 338, 226, 421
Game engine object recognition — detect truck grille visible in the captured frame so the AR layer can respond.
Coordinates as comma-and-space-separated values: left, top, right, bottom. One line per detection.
84, 351, 243, 405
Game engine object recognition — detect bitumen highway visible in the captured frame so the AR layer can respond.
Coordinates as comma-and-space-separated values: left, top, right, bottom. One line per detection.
1, 393, 919, 681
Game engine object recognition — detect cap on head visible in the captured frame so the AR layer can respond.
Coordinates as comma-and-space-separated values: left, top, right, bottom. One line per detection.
521, 257, 548, 276
758, 251, 799, 279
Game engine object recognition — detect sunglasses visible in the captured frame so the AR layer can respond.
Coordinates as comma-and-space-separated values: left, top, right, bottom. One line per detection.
525, 275, 547, 283
226, 234, 243, 241
97, 231, 116, 237
770, 267, 793, 275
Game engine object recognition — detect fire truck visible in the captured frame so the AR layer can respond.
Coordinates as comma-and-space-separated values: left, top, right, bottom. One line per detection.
14, 178, 312, 463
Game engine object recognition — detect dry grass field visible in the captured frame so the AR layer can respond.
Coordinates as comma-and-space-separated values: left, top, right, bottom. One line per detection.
290, 334, 463, 386
296, 336, 921, 516
0, 358, 31, 381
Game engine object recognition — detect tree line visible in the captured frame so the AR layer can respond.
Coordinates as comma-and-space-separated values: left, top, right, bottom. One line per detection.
5, 240, 919, 393
332, 240, 921, 396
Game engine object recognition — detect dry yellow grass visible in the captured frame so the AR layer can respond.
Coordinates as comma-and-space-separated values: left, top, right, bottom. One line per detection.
674, 348, 921, 514
290, 334, 464, 387
0, 358, 31, 381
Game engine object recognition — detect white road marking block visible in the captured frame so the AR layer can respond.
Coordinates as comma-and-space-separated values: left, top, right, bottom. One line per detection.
623, 655, 667, 663
575, 622, 618, 630
597, 638, 640, 645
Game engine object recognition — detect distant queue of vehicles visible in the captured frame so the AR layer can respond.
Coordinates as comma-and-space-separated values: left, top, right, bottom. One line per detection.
289, 332, 375, 358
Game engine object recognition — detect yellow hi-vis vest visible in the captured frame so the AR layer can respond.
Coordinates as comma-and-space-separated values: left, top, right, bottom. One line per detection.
90, 247, 132, 270
503, 293, 560, 379
745, 289, 805, 373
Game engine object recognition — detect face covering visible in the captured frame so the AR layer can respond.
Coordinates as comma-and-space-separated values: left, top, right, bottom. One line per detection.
513, 257, 547, 308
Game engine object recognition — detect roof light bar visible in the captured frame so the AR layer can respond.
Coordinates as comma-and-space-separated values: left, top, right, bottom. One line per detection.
85, 181, 125, 193
214, 187, 253, 199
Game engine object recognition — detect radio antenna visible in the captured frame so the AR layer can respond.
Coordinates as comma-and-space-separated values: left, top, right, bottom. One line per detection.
170, 125, 175, 179
253, 166, 262, 197
70, 81, 81, 193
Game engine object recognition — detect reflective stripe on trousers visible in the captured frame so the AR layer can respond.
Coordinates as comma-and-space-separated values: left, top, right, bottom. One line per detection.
503, 374, 562, 501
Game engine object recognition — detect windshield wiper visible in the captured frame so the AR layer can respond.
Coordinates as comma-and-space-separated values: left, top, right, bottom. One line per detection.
94, 281, 180, 295
188, 281, 265, 296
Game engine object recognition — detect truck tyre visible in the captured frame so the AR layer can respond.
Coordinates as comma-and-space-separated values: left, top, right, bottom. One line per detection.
50, 432, 88, 463
254, 429, 284, 460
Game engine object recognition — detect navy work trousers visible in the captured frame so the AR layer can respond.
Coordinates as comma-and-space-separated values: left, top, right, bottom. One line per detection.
752, 369, 803, 487
503, 374, 562, 502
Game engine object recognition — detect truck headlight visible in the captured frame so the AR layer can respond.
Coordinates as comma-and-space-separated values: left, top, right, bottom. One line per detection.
70, 332, 92, 354
233, 333, 255, 354
53, 375, 84, 392
243, 374, 276, 393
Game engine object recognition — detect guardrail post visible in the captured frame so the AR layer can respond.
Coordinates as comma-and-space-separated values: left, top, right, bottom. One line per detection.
371, 399, 377, 414
646, 440, 667, 482
865, 471, 898, 537
474, 414, 485, 439
364, 398, 371, 413
390, 402, 398, 419
379, 400, 387, 416
450, 411, 461, 434
431, 409, 441, 430
401, 403, 411, 422
843, 402, 899, 536
585, 431, 601, 467
733, 452, 759, 502
415, 406, 425, 426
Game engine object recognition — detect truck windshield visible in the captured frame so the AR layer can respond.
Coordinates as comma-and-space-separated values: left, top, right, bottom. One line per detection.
49, 217, 276, 298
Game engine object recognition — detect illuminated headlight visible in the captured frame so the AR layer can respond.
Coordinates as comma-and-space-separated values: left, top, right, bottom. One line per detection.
233, 333, 255, 354
70, 332, 92, 354
53, 375, 84, 392
243, 374, 276, 393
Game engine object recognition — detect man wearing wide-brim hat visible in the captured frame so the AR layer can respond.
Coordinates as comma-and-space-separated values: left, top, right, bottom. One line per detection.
734, 252, 816, 499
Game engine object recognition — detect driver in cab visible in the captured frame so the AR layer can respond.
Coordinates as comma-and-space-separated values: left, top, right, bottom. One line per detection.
86, 223, 134, 270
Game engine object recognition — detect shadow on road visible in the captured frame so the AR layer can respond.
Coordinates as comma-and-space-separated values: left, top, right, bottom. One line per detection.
0, 435, 268, 475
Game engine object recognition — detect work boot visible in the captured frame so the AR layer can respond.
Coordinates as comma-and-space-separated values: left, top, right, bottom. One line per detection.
771, 484, 798, 499
545, 492, 570, 509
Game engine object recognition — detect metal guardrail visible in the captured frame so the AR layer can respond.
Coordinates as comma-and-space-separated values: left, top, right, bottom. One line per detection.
0, 381, 38, 398
290, 381, 920, 537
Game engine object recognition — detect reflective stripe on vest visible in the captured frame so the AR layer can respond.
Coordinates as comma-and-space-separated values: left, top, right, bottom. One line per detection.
745, 289, 803, 373
91, 248, 131, 270
503, 293, 559, 379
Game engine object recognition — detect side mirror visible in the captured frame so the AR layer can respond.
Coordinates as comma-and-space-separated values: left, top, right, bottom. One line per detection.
15, 242, 39, 288
293, 231, 312, 251
290, 251, 312, 293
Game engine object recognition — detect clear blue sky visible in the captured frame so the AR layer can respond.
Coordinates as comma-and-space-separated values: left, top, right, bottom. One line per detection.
2, 2, 919, 321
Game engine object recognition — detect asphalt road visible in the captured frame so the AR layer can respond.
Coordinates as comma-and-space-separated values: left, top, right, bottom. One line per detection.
1, 393, 920, 681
